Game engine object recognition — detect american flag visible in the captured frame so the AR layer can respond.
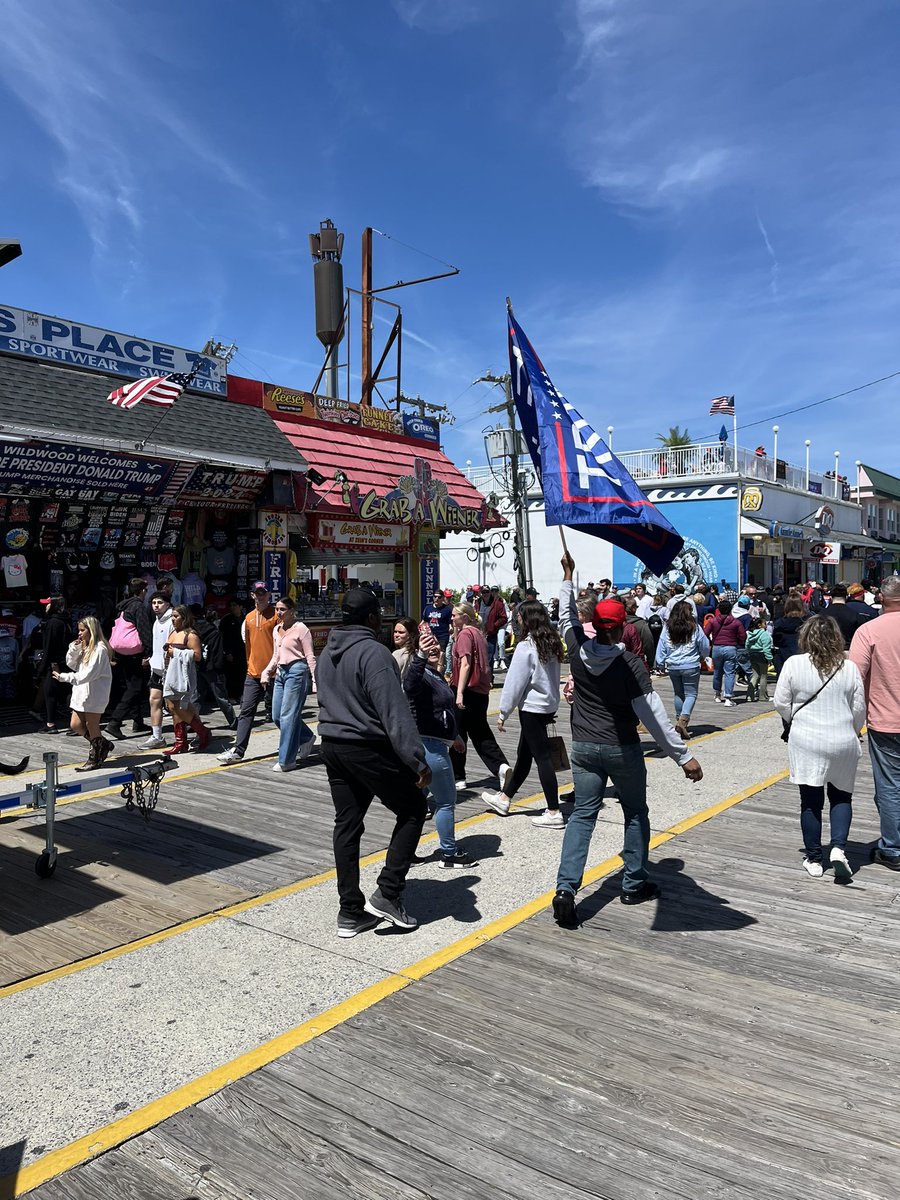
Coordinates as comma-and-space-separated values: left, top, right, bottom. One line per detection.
107, 371, 193, 409
709, 394, 735, 416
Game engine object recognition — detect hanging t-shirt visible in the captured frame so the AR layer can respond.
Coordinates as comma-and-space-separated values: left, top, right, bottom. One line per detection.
182, 572, 206, 607
206, 545, 235, 576
1, 554, 28, 587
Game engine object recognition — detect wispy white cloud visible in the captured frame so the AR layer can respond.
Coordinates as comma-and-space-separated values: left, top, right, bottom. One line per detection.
0, 0, 263, 287
755, 211, 780, 300
391, 0, 485, 33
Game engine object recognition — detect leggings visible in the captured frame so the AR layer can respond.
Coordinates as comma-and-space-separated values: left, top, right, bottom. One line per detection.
450, 688, 506, 782
505, 710, 559, 810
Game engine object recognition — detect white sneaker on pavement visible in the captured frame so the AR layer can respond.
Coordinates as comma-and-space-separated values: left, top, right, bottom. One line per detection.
455, 780, 469, 792
498, 763, 512, 793
217, 748, 243, 764
482, 790, 510, 816
532, 810, 565, 829
802, 857, 824, 878
273, 762, 297, 772
723, 698, 736, 707
141, 735, 166, 750
830, 847, 853, 881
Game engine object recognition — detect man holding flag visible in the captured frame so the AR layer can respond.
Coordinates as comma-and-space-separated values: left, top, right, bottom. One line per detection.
506, 303, 702, 926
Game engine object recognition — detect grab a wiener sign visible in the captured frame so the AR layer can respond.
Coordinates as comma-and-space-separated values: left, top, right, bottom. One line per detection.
0, 305, 227, 395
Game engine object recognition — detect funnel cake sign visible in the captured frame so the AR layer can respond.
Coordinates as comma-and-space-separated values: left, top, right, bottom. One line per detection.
346, 458, 488, 531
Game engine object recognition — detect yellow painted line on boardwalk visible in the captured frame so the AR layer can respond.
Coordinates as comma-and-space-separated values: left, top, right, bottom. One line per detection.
0, 783, 550, 1000
0, 768, 785, 1199
0, 973, 410, 1200
0, 708, 778, 998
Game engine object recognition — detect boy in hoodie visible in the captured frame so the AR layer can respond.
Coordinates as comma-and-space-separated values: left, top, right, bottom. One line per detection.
552, 553, 703, 928
317, 587, 431, 939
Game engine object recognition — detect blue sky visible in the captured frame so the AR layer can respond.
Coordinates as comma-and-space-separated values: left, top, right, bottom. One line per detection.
2, 0, 899, 477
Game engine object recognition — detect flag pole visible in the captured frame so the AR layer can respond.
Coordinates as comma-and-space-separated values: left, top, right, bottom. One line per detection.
732, 403, 738, 472
136, 364, 201, 451
558, 526, 569, 554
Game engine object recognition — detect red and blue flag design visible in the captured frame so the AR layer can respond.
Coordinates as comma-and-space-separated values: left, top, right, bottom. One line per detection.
507, 304, 684, 575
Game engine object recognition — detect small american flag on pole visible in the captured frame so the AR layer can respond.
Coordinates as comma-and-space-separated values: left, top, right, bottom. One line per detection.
709, 394, 735, 416
107, 371, 193, 410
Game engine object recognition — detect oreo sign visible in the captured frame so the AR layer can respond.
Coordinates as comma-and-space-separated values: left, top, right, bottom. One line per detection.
402, 414, 440, 443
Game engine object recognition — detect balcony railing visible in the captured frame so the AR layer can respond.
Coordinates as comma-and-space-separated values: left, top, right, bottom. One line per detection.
464, 443, 851, 501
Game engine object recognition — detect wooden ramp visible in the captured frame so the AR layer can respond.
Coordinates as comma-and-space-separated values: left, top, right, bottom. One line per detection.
26, 766, 900, 1199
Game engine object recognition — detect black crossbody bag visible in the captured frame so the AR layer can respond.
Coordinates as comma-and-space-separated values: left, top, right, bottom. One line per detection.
781, 665, 842, 742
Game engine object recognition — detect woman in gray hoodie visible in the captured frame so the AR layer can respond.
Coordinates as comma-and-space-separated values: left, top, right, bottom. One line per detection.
482, 601, 562, 827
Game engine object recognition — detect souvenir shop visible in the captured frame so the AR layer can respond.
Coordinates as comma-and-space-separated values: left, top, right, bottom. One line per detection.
227, 376, 502, 652
0, 306, 306, 701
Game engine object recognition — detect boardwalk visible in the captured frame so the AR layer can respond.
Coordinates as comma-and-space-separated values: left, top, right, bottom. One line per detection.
3, 679, 897, 1199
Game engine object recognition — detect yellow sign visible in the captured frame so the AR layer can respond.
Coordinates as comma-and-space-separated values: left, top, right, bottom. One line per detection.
741, 486, 763, 513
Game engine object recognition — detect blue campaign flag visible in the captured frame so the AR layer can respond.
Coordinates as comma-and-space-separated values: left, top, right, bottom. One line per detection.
719, 424, 729, 443
507, 305, 684, 575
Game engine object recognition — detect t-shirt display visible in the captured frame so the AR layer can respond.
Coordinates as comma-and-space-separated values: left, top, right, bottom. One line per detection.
1, 554, 27, 587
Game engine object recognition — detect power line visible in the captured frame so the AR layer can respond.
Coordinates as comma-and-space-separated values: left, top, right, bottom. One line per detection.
718, 367, 900, 437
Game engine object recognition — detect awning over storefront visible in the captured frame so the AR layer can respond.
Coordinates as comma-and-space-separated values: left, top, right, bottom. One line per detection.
0, 357, 306, 506
740, 516, 769, 537
839, 531, 883, 550
275, 419, 503, 533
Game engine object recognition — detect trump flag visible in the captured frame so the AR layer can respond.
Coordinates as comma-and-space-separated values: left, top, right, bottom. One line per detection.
507, 305, 684, 575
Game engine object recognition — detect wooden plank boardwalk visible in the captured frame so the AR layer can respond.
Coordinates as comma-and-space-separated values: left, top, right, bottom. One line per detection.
19, 715, 900, 1198
0, 678, 758, 988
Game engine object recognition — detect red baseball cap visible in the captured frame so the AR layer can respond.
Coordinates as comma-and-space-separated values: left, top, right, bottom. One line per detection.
593, 599, 627, 627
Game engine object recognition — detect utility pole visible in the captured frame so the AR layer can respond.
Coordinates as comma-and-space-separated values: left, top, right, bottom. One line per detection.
478, 372, 532, 590
398, 392, 455, 426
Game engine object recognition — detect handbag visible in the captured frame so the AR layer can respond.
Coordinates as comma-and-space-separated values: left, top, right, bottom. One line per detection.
109, 613, 143, 655
780, 665, 842, 742
547, 720, 570, 772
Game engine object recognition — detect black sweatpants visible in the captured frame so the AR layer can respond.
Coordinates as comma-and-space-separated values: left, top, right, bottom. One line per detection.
449, 688, 506, 783
321, 739, 427, 916
504, 710, 559, 809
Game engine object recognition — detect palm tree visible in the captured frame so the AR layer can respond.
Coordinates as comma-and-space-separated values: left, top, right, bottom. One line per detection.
656, 425, 692, 447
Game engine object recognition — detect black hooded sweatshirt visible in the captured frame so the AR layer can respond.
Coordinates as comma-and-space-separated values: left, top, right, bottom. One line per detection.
317, 624, 426, 776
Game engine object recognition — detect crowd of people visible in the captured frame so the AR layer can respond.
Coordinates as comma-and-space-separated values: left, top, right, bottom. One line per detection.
15, 562, 900, 934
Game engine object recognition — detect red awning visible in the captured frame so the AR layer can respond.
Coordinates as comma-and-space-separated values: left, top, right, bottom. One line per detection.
277, 419, 502, 529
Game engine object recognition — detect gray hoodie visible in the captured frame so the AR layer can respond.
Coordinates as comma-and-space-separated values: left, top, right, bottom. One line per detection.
317, 625, 426, 776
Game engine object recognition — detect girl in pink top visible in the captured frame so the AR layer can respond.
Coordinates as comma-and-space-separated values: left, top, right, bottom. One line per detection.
261, 596, 317, 771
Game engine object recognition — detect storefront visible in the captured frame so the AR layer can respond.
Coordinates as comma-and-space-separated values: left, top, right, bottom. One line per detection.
0, 313, 307, 682
228, 377, 501, 651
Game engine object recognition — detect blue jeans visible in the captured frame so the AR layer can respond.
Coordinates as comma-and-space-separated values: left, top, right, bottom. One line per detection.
423, 736, 458, 856
557, 741, 649, 895
867, 730, 900, 859
272, 662, 313, 767
712, 646, 738, 698
799, 783, 852, 861
668, 667, 700, 720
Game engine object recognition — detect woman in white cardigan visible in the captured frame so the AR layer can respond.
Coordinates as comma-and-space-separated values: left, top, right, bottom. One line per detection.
483, 600, 562, 828
53, 616, 114, 772
774, 615, 865, 880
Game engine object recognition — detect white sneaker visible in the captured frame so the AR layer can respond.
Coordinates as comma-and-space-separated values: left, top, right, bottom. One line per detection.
802, 858, 824, 878
482, 790, 510, 816
498, 763, 512, 793
217, 748, 243, 764
273, 762, 297, 772
723, 698, 736, 707
141, 735, 166, 750
714, 694, 723, 703
532, 810, 565, 829
455, 780, 469, 792
296, 737, 316, 761
830, 847, 853, 882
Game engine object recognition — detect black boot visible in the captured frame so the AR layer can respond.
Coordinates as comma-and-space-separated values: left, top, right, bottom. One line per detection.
75, 736, 104, 773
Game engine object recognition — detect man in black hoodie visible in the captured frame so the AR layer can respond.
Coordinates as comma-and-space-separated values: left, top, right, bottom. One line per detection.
317, 588, 430, 939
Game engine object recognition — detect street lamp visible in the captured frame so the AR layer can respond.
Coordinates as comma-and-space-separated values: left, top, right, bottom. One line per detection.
0, 240, 22, 268
607, 425, 614, 451
772, 425, 779, 479
805, 440, 811, 491
834, 450, 840, 499
855, 459, 862, 505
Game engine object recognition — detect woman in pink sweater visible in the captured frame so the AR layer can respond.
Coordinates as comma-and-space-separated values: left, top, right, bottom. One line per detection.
261, 596, 317, 771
